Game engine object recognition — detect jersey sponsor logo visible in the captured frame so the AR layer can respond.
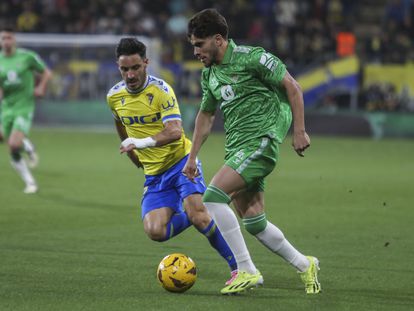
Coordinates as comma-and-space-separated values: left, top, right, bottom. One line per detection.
221, 85, 235, 101
161, 96, 176, 110
259, 53, 278, 72
120, 112, 161, 125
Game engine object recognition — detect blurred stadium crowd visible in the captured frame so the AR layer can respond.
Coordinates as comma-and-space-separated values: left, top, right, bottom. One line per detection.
2, 0, 413, 66
1, 0, 414, 113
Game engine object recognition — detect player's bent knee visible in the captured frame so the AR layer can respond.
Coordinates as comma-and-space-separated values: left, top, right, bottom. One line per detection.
8, 138, 23, 151
146, 230, 167, 242
243, 213, 268, 235
144, 223, 167, 242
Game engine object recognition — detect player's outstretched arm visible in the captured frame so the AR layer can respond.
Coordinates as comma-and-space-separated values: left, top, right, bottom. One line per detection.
182, 110, 215, 181
282, 71, 310, 157
119, 119, 182, 154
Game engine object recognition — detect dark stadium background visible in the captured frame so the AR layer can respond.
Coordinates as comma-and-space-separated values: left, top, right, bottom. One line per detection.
1, 0, 413, 137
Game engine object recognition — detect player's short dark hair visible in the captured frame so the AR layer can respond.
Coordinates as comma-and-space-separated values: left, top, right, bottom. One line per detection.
187, 8, 228, 40
116, 38, 146, 59
2, 25, 16, 33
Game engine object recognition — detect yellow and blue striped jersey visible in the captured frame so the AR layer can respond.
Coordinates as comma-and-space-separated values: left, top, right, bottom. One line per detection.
107, 75, 192, 175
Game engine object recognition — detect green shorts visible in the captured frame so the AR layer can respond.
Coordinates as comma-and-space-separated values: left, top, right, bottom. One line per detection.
225, 137, 279, 192
1, 110, 34, 138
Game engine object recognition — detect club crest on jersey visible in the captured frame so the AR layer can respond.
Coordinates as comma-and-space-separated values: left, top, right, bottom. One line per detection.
146, 93, 154, 105
121, 97, 125, 105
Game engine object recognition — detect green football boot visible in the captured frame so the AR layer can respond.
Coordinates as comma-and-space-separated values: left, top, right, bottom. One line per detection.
221, 270, 263, 295
299, 256, 321, 294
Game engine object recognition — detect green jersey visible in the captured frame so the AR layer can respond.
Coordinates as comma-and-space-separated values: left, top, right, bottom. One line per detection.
200, 40, 292, 153
0, 48, 46, 114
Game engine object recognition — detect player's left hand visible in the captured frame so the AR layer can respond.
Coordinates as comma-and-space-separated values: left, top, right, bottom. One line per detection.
292, 131, 310, 157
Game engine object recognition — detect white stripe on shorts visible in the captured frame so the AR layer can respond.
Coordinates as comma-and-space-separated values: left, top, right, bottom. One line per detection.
236, 137, 269, 174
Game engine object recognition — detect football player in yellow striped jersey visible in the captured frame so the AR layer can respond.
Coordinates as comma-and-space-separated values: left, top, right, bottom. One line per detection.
107, 38, 237, 285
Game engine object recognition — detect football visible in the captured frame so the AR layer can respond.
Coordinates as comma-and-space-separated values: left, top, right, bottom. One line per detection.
157, 253, 197, 293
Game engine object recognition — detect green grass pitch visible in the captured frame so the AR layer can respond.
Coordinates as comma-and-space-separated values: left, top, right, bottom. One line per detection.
1, 129, 413, 311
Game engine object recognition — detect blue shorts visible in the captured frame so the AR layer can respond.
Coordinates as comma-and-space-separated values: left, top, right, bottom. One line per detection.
141, 154, 206, 219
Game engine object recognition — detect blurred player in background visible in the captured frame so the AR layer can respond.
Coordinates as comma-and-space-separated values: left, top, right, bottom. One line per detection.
0, 99, 37, 164
0, 27, 52, 194
106, 38, 237, 285
183, 9, 321, 295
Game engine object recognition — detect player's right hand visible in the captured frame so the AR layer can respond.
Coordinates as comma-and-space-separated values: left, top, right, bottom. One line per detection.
292, 131, 310, 157
34, 86, 46, 97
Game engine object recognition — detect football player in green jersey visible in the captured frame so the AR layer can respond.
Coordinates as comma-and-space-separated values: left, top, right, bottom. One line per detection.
0, 27, 52, 193
183, 9, 321, 295
0, 101, 37, 167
